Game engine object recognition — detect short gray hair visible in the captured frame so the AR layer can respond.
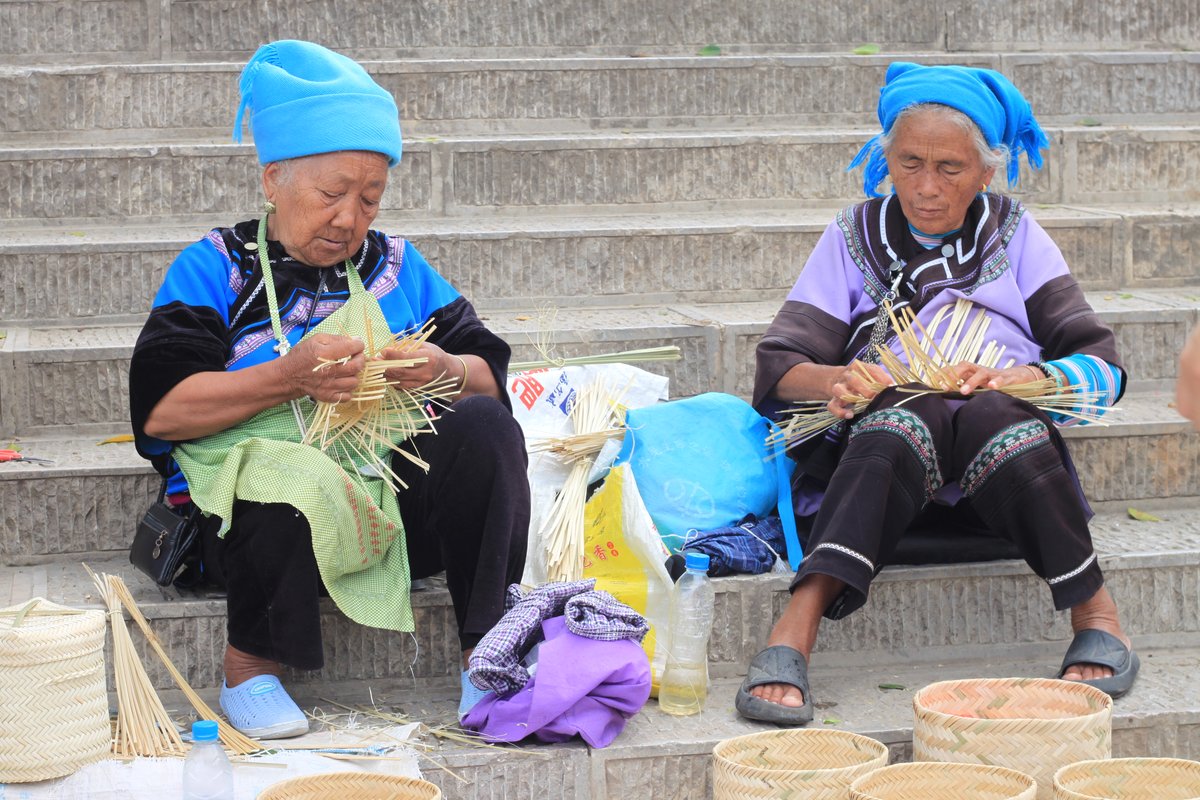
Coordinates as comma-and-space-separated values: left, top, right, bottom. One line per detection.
880, 103, 1009, 176
267, 157, 300, 186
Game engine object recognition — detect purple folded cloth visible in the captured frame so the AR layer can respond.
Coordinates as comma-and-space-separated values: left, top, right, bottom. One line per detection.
462, 616, 651, 748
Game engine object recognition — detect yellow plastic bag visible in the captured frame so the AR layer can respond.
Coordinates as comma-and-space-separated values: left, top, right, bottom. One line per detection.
582, 464, 674, 689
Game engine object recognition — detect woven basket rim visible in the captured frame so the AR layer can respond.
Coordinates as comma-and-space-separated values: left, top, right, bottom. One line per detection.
913, 676, 1112, 724
713, 728, 889, 775
257, 771, 441, 799
851, 761, 1037, 788
1053, 757, 1200, 799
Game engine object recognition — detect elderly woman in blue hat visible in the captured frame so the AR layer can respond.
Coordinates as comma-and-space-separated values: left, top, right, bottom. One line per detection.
738, 63, 1138, 725
129, 41, 529, 737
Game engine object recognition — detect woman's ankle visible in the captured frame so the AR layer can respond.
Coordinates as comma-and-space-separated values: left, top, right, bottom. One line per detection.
224, 645, 282, 687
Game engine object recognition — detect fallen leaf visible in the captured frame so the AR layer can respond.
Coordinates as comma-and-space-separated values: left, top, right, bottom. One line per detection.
97, 434, 135, 445
67, 231, 87, 237
697, 44, 722, 57
1078, 117, 1103, 127
514, 315, 531, 321
822, 717, 842, 725
852, 43, 882, 55
878, 683, 906, 691
1127, 507, 1162, 522
1169, 401, 1178, 408
1118, 293, 1134, 299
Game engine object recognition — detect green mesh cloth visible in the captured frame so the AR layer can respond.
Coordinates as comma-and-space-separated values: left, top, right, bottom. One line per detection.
175, 258, 419, 633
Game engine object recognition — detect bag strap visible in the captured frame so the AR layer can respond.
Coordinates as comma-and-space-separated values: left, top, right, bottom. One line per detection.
769, 422, 803, 571
155, 474, 168, 505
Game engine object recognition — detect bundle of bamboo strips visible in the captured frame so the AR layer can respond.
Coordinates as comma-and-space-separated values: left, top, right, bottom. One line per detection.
104, 573, 264, 755
85, 565, 187, 758
770, 298, 1112, 449
540, 382, 627, 582
302, 318, 461, 493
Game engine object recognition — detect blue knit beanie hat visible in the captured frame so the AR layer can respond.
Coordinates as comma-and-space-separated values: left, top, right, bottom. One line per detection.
233, 40, 402, 167
849, 62, 1049, 197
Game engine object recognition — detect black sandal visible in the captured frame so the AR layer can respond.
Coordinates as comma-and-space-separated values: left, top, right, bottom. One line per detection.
734, 645, 815, 725
1058, 629, 1140, 698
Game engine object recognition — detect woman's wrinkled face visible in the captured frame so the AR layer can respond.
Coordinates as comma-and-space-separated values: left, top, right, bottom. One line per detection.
263, 150, 389, 267
885, 109, 996, 236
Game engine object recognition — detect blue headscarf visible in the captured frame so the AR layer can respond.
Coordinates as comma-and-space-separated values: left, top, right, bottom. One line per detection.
233, 40, 402, 167
848, 62, 1049, 197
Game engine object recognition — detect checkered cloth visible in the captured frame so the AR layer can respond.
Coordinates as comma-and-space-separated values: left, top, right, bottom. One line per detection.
683, 514, 787, 576
565, 591, 649, 643
468, 579, 648, 695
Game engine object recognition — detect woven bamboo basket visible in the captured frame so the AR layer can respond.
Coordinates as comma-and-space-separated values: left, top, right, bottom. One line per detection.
712, 728, 890, 799
0, 598, 110, 783
850, 762, 1037, 800
913, 677, 1112, 800
257, 772, 442, 799
1054, 757, 1200, 799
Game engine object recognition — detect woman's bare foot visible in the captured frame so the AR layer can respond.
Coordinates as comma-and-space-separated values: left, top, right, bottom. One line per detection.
224, 644, 282, 687
1063, 585, 1131, 682
748, 574, 845, 707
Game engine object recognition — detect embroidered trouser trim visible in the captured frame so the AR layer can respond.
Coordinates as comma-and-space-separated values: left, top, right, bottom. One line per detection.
791, 388, 1102, 619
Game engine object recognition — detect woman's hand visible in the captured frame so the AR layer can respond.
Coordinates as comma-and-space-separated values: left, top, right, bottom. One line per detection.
950, 362, 1044, 395
380, 342, 458, 390
279, 333, 366, 403
828, 360, 893, 420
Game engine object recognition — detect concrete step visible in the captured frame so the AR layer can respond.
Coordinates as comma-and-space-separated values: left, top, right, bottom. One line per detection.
0, 386, 1197, 563
2, 124, 1199, 223
4, 503, 1199, 694
6, 204, 1199, 325
139, 644, 1200, 798
105, 644, 1200, 799
4, 52, 1199, 137
5, 0, 1198, 62
0, 290, 1194, 432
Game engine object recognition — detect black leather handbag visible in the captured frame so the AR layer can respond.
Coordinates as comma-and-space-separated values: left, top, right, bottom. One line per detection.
130, 478, 204, 587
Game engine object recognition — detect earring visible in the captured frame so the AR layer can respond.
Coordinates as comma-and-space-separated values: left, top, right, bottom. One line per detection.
262, 200, 276, 214
980, 184, 988, 192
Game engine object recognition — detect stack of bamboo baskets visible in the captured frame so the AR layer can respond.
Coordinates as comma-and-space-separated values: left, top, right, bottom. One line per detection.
713, 676, 1200, 800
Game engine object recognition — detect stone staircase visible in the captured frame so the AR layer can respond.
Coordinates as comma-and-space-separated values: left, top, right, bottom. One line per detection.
3, 1, 1200, 797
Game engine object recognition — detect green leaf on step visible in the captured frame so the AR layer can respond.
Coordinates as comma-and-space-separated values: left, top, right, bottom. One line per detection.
698, 44, 722, 56
67, 231, 87, 237
1119, 293, 1134, 299
1128, 507, 1162, 522
878, 683, 906, 691
1078, 117, 1103, 127
852, 43, 882, 55
822, 717, 842, 725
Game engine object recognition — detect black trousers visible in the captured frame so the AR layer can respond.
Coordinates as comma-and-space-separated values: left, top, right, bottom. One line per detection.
793, 386, 1104, 619
201, 395, 530, 670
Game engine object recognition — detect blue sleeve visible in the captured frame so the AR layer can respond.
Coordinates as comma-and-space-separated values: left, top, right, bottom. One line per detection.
1041, 354, 1124, 426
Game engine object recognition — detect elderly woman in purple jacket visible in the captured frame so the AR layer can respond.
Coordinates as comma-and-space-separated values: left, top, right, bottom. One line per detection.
736, 63, 1138, 726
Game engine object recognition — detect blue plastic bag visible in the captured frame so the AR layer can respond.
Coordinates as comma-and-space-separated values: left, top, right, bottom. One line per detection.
614, 392, 800, 568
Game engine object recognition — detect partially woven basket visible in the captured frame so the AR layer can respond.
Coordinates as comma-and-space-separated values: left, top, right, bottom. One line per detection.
850, 762, 1037, 799
913, 677, 1112, 800
257, 772, 442, 799
712, 728, 890, 799
1054, 757, 1200, 799
0, 598, 110, 783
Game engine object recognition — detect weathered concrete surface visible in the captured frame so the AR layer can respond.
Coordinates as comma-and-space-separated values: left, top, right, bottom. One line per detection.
8, 504, 1200, 689
4, 202, 1180, 324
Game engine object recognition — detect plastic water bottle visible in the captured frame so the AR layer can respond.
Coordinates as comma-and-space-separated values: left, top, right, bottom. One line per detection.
182, 720, 234, 800
658, 551, 715, 715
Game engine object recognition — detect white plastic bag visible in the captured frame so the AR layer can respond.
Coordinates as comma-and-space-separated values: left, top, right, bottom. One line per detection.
508, 363, 668, 585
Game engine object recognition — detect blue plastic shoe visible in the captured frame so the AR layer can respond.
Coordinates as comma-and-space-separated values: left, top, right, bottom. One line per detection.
458, 670, 493, 723
219, 674, 309, 739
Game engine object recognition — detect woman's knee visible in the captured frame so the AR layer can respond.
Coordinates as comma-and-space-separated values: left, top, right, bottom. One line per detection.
441, 395, 526, 455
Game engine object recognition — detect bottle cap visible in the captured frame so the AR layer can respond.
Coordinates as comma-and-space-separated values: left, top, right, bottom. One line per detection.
192, 719, 220, 742
683, 551, 710, 572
